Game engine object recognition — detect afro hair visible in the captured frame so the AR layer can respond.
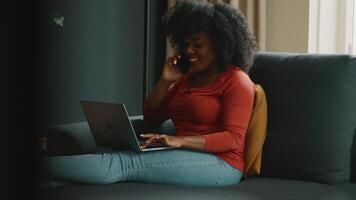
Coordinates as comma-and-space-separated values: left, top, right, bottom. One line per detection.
162, 0, 257, 72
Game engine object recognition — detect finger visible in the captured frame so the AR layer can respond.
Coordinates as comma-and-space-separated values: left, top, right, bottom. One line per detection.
172, 55, 179, 64
142, 137, 158, 148
148, 136, 158, 143
147, 136, 158, 144
140, 134, 157, 138
142, 137, 155, 146
167, 57, 173, 65
157, 137, 169, 145
140, 140, 151, 149
157, 134, 166, 139
140, 143, 149, 149
173, 54, 181, 59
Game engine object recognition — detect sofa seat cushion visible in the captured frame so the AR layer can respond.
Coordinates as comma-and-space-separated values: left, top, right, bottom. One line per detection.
43, 178, 356, 200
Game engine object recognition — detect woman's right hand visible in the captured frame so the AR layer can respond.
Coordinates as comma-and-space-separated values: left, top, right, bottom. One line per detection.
161, 54, 184, 82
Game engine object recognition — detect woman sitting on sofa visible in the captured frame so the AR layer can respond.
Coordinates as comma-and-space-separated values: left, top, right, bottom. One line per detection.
47, 0, 257, 186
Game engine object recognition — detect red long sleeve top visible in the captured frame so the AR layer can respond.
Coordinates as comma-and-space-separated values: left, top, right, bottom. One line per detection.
143, 66, 255, 172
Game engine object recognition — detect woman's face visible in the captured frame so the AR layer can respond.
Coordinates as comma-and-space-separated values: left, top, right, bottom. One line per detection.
183, 32, 217, 73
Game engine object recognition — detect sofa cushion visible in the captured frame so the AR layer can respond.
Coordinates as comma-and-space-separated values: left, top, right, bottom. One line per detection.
43, 178, 356, 200
243, 84, 268, 178
249, 52, 356, 184
47, 122, 97, 156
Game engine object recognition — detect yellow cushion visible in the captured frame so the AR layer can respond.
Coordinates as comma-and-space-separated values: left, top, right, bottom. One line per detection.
243, 84, 268, 178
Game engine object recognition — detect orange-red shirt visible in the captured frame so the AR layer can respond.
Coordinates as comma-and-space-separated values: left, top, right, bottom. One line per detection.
143, 66, 255, 172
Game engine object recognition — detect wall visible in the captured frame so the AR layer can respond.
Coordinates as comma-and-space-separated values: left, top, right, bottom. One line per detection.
265, 0, 310, 53
37, 0, 166, 131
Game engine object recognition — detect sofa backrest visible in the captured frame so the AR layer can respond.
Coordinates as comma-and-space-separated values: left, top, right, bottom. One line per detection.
249, 52, 356, 184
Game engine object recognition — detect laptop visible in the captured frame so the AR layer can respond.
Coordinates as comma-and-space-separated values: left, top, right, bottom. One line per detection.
80, 100, 177, 152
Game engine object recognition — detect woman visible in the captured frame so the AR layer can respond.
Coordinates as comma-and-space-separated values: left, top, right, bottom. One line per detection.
47, 0, 257, 186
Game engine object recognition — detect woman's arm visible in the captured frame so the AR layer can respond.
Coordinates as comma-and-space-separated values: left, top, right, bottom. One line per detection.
145, 78, 174, 108
179, 135, 205, 150
143, 55, 183, 124
146, 54, 183, 107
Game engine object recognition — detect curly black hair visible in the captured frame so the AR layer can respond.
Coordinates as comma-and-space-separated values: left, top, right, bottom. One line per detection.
162, 0, 257, 72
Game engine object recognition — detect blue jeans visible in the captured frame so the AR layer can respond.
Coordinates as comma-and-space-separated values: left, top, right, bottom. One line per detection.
47, 149, 243, 187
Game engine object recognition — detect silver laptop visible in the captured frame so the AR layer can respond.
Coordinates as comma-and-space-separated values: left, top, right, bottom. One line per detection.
80, 100, 176, 152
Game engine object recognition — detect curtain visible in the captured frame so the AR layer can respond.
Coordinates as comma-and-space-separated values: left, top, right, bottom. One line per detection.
166, 0, 266, 58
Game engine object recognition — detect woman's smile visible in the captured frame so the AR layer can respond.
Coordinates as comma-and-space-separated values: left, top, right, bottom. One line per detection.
189, 57, 199, 67
189, 57, 199, 63
184, 33, 217, 73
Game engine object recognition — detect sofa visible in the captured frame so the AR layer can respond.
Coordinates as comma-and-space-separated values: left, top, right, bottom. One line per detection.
40, 52, 356, 200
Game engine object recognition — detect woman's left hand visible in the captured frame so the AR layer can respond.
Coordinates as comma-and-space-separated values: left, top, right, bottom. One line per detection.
140, 134, 184, 149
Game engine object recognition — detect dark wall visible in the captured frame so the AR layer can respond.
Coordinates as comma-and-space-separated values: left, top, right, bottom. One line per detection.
148, 0, 167, 93
37, 0, 166, 132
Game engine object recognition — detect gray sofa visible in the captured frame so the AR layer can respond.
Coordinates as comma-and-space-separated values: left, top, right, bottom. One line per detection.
41, 52, 356, 200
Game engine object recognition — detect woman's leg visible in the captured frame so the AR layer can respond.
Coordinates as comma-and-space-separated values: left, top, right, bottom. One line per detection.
47, 149, 242, 186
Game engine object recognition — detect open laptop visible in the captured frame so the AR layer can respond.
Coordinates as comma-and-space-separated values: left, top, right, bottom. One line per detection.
80, 100, 176, 152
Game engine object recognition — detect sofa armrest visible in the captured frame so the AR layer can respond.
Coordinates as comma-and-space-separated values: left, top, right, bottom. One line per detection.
45, 115, 176, 156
